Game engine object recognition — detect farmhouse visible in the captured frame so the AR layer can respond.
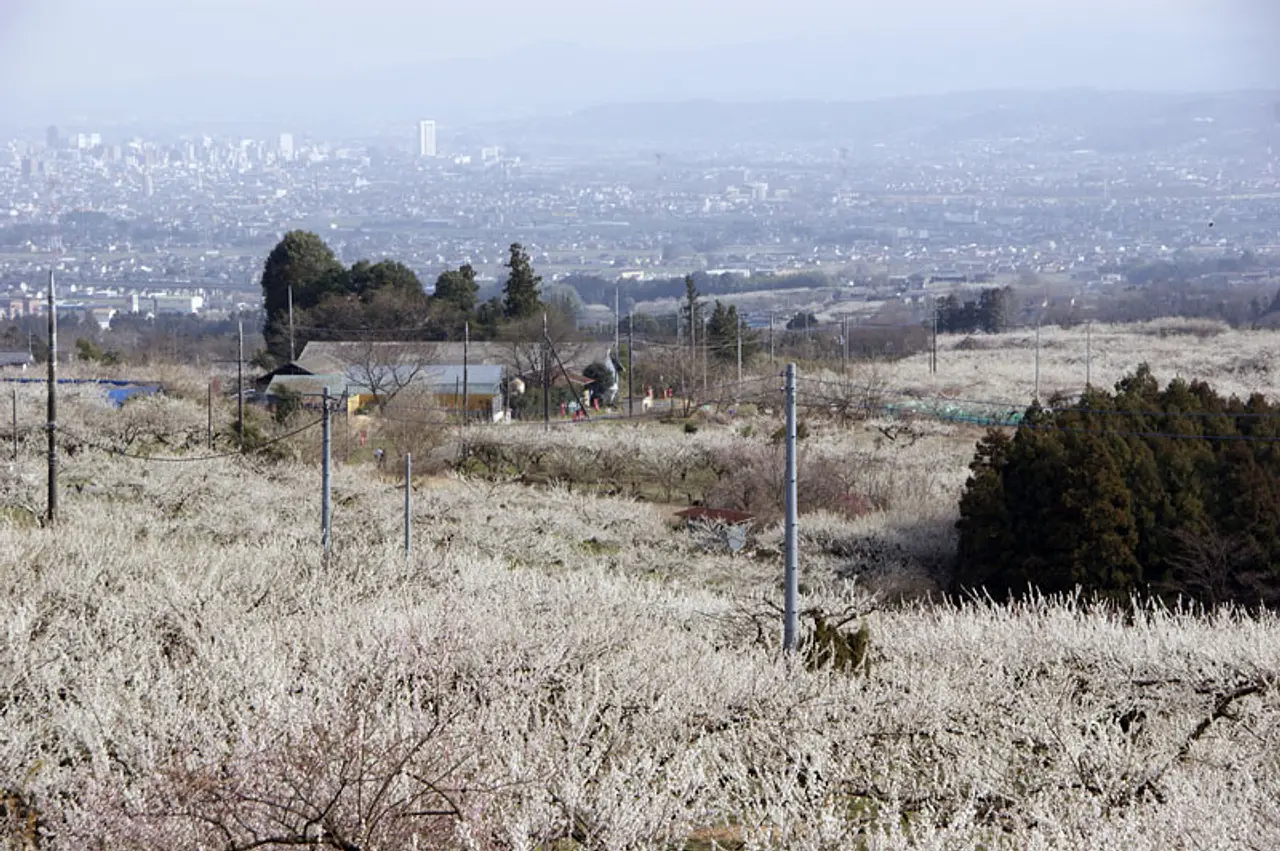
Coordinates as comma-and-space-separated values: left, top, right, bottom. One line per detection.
0, 352, 34, 371
260, 344, 507, 421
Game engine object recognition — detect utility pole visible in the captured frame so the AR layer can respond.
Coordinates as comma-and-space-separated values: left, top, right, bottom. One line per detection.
783, 362, 798, 653
404, 452, 412, 561
462, 321, 469, 429
45, 269, 58, 524
769, 311, 775, 366
614, 286, 620, 354
321, 386, 332, 554
542, 313, 550, 432
702, 318, 708, 390
842, 316, 849, 375
549, 334, 590, 421
10, 387, 17, 463
690, 302, 696, 359
237, 320, 245, 451
287, 285, 296, 362
206, 380, 213, 449
737, 313, 743, 385
931, 302, 939, 375
628, 312, 635, 418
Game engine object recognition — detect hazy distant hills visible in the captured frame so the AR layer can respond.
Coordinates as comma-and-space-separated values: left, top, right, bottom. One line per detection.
485, 90, 1280, 155
3, 26, 1273, 135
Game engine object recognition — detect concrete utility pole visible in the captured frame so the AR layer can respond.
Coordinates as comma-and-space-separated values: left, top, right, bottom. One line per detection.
783, 363, 799, 653
462, 322, 469, 428
404, 452, 412, 561
628, 313, 634, 418
737, 313, 743, 385
237, 320, 245, 451
206, 380, 213, 449
690, 302, 696, 359
769, 311, 775, 366
542, 313, 550, 432
321, 386, 332, 554
614, 286, 620, 354
842, 316, 849, 375
702, 318, 708, 390
45, 269, 58, 524
931, 302, 939, 375
288, 285, 296, 362
10, 387, 17, 463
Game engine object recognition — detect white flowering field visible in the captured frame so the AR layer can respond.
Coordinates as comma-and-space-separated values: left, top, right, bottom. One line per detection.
0, 335, 1277, 849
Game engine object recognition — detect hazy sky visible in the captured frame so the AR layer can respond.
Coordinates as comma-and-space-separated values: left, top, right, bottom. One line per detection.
0, 0, 1276, 123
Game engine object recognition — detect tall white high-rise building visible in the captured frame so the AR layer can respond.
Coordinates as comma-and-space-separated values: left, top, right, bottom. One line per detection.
278, 133, 294, 162
418, 120, 437, 158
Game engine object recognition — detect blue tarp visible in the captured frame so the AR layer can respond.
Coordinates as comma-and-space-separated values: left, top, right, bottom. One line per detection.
104, 385, 162, 408
0, 378, 163, 409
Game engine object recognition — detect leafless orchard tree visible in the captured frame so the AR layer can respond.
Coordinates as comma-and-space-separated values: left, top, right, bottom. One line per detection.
341, 341, 440, 411
496, 315, 590, 393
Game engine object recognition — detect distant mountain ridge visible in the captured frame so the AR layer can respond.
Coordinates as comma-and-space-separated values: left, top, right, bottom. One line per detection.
0, 25, 1272, 132
481, 90, 1280, 154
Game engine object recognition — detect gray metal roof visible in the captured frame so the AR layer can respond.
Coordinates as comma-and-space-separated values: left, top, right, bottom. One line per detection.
263, 374, 346, 399
297, 340, 604, 372
344, 363, 504, 395
299, 341, 511, 367
265, 365, 504, 399
0, 352, 34, 367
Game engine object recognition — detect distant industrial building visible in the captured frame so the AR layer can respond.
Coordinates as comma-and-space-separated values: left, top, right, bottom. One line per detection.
418, 120, 437, 158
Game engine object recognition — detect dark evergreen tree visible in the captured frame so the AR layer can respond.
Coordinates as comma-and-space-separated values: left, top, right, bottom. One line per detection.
705, 300, 760, 364
433, 264, 479, 314
348, 260, 423, 304
956, 365, 1280, 608
977, 287, 1015, 333
936, 287, 1013, 334
502, 244, 542, 320
786, 312, 817, 331
583, 361, 614, 404
474, 297, 505, 338
681, 275, 703, 355
260, 231, 347, 359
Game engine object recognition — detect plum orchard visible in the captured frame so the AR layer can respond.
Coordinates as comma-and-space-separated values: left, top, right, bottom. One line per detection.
0, 385, 1278, 848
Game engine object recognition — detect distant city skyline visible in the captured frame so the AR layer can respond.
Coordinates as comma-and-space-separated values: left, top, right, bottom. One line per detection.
0, 0, 1275, 128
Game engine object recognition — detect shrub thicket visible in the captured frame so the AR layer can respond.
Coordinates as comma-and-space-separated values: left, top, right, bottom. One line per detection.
956, 365, 1280, 607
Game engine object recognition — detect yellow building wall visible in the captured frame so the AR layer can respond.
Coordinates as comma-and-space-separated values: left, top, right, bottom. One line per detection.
346, 392, 495, 414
